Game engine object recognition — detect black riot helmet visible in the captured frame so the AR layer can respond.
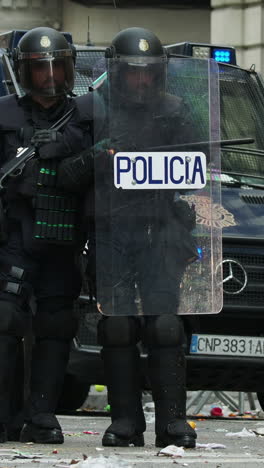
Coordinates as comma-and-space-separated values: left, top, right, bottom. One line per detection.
14, 27, 75, 97
105, 27, 167, 105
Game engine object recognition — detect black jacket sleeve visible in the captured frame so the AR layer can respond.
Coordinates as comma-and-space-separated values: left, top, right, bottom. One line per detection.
56, 148, 94, 192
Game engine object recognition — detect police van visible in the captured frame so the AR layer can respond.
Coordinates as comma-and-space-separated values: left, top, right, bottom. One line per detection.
1, 30, 264, 412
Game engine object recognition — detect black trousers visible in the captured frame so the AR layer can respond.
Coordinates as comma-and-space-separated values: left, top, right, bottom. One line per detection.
0, 219, 82, 425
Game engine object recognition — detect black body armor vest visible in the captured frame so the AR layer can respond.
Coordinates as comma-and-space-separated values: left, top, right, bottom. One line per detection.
0, 93, 92, 245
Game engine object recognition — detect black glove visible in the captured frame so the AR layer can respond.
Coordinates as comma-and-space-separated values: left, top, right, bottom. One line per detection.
91, 135, 137, 156
30, 129, 63, 147
89, 139, 119, 178
173, 199, 196, 231
57, 139, 114, 191
36, 131, 69, 160
90, 138, 115, 158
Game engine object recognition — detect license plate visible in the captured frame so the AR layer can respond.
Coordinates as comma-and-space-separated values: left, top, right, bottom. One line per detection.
114, 152, 206, 189
190, 334, 264, 357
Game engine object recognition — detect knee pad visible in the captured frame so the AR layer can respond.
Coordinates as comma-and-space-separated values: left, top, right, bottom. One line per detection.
97, 316, 141, 347
0, 299, 30, 337
144, 315, 184, 348
33, 296, 79, 340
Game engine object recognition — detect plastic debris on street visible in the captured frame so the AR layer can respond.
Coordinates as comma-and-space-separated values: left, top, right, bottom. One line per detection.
72, 454, 133, 467
157, 445, 185, 457
225, 427, 256, 437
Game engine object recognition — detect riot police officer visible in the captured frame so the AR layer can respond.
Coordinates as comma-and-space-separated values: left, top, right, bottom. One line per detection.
0, 27, 93, 443
91, 27, 198, 449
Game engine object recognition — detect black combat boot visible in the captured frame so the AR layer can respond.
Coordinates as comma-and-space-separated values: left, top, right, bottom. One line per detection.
0, 335, 21, 443
0, 424, 7, 443
20, 413, 63, 444
20, 338, 70, 444
101, 346, 146, 447
6, 414, 25, 442
148, 347, 196, 448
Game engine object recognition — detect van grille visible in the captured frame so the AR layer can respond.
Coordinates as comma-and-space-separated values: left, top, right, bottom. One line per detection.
241, 195, 264, 204
223, 247, 264, 306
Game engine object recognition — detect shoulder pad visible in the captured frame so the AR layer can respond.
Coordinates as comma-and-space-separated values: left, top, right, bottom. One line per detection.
74, 92, 94, 121
0, 94, 26, 130
74, 91, 105, 122
160, 94, 183, 116
74, 91, 106, 130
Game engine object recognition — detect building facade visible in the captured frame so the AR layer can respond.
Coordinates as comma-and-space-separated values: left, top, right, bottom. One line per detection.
0, 0, 263, 73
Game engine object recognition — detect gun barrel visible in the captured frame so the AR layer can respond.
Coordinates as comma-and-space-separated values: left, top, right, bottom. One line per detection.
0, 147, 35, 191
0, 106, 75, 191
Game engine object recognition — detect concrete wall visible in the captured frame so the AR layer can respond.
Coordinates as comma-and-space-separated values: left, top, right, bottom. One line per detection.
62, 1, 211, 46
211, 0, 264, 73
2, 0, 263, 74
0, 0, 62, 33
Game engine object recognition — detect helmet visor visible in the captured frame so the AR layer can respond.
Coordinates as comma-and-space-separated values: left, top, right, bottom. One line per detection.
18, 50, 74, 96
109, 55, 167, 104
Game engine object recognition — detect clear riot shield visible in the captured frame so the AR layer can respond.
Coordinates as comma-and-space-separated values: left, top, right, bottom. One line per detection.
93, 56, 222, 316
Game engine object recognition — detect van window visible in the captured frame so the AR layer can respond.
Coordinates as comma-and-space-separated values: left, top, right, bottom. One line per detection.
220, 65, 264, 185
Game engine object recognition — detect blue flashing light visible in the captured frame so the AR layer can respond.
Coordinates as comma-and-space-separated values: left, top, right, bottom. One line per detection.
213, 48, 231, 63
164, 42, 236, 66
197, 247, 203, 260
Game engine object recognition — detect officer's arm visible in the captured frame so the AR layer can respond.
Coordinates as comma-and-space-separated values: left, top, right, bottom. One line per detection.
56, 135, 113, 192
38, 92, 105, 160
169, 99, 200, 147
37, 117, 92, 159
176, 98, 211, 158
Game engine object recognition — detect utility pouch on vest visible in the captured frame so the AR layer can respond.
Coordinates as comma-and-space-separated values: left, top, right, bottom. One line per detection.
33, 160, 78, 245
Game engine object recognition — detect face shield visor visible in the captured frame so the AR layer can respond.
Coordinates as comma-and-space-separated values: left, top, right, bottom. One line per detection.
17, 49, 74, 97
108, 55, 167, 105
